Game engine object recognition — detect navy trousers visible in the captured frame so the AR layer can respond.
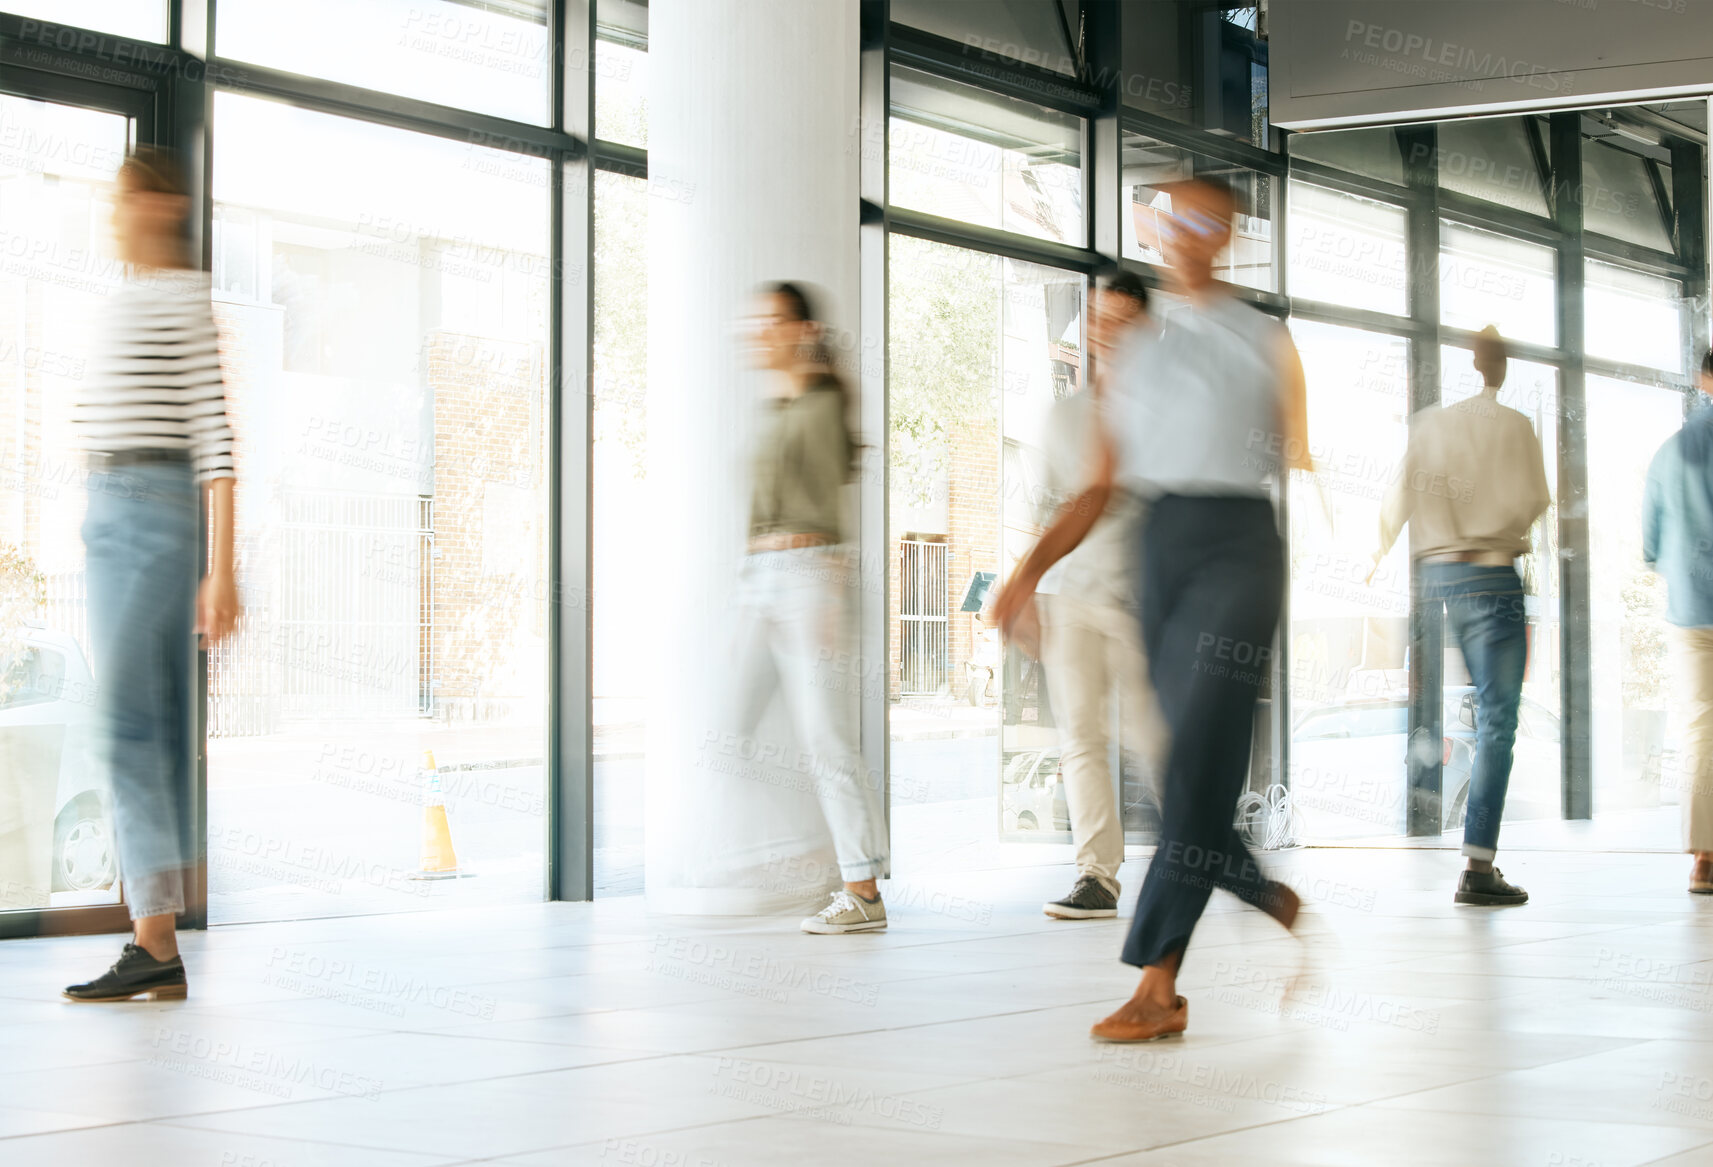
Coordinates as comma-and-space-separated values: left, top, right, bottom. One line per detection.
1121, 495, 1287, 969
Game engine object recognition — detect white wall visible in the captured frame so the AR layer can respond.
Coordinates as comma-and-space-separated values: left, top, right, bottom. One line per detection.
1271, 0, 1713, 129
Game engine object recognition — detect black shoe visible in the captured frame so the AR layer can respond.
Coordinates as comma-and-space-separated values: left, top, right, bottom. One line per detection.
1454, 867, 1528, 907
63, 943, 188, 1002
1044, 876, 1118, 919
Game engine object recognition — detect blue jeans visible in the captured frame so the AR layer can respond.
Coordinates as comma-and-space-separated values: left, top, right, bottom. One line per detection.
1421, 563, 1527, 860
82, 462, 199, 919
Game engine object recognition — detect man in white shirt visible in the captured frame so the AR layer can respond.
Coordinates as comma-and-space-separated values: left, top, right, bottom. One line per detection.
1036, 273, 1170, 920
1376, 326, 1549, 907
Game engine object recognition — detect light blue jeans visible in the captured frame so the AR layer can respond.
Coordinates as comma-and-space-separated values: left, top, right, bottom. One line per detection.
1422, 563, 1528, 861
83, 461, 199, 920
726, 548, 888, 881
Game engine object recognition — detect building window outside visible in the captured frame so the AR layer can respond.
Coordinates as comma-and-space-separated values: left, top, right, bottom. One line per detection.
206, 93, 551, 923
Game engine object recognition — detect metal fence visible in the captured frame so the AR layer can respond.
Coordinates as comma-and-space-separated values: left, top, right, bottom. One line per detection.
205, 490, 434, 735
899, 539, 949, 695
275, 490, 428, 721
42, 570, 88, 665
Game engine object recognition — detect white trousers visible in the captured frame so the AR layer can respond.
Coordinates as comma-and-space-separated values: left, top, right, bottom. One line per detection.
726, 548, 888, 881
1039, 592, 1170, 893
1677, 627, 1713, 854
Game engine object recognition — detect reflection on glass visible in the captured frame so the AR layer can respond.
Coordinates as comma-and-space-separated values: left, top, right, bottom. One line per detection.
596, 36, 648, 149
1285, 321, 1410, 841
0, 95, 130, 912
1586, 259, 1683, 374
889, 67, 1084, 246
1439, 221, 1556, 347
1436, 117, 1549, 218
1289, 127, 1404, 187
1441, 349, 1561, 832
891, 0, 1078, 75
1120, 2, 1268, 146
1589, 376, 1683, 845
6, 0, 167, 41
1582, 139, 1672, 252
887, 235, 1084, 871
208, 94, 550, 923
218, 0, 550, 125
593, 169, 648, 896
1286, 182, 1407, 315
1123, 131, 1273, 291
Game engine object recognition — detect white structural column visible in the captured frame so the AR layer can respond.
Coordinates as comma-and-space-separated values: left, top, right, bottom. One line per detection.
645, 0, 864, 913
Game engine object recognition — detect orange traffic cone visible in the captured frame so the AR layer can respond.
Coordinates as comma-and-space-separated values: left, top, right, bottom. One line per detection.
410, 750, 462, 880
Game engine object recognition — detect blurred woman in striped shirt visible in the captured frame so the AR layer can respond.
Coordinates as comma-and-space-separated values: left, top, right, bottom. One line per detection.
63, 148, 239, 1003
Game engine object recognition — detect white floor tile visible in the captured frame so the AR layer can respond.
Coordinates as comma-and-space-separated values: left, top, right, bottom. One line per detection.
0, 849, 1707, 1166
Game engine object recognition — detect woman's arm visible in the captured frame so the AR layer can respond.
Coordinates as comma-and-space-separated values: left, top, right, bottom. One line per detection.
198, 477, 240, 644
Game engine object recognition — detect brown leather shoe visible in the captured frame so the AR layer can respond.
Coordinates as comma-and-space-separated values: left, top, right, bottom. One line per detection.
1090, 995, 1188, 1043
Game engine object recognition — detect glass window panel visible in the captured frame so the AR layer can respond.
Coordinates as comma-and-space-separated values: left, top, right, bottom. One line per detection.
1285, 322, 1411, 841
1586, 260, 1684, 374
1123, 130, 1274, 291
593, 169, 648, 896
1439, 221, 1556, 346
1121, 2, 1269, 147
1286, 182, 1407, 315
1440, 350, 1560, 833
596, 36, 648, 149
208, 93, 550, 923
217, 0, 550, 125
891, 0, 1077, 76
887, 234, 1088, 869
0, 94, 130, 912
1581, 140, 1672, 252
1288, 126, 1405, 187
1436, 117, 1549, 218
600, 0, 649, 40
889, 67, 1084, 246
1588, 375, 1683, 847
6, 1, 166, 41
1652, 100, 1707, 138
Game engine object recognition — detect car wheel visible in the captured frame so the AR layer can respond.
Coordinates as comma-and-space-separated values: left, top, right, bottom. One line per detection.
1442, 781, 1469, 833
1017, 811, 1038, 831
53, 794, 116, 893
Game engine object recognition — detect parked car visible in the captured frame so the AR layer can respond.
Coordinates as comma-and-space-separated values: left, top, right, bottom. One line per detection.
1291, 688, 1561, 838
1001, 747, 1069, 833
0, 628, 116, 894
1442, 686, 1562, 827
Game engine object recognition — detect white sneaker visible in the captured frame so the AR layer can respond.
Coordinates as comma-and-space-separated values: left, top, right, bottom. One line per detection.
800, 889, 887, 934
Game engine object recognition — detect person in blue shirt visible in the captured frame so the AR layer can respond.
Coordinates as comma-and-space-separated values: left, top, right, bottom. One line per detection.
1642, 350, 1713, 894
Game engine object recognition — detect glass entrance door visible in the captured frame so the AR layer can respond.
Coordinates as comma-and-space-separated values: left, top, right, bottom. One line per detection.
0, 86, 143, 934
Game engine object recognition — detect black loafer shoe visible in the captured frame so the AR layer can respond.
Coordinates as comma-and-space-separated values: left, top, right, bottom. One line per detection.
1454, 867, 1528, 907
63, 943, 188, 1002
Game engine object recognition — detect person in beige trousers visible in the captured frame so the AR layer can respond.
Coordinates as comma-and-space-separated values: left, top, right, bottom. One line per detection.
1032, 272, 1170, 919
1643, 349, 1713, 893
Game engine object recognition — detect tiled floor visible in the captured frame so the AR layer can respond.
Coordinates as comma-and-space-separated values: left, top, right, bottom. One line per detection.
2, 847, 1711, 1165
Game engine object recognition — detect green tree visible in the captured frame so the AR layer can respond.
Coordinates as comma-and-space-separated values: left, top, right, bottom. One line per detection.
0, 544, 45, 705
886, 235, 999, 507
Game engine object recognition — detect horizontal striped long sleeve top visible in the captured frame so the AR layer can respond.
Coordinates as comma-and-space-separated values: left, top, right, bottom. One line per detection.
75, 269, 236, 482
